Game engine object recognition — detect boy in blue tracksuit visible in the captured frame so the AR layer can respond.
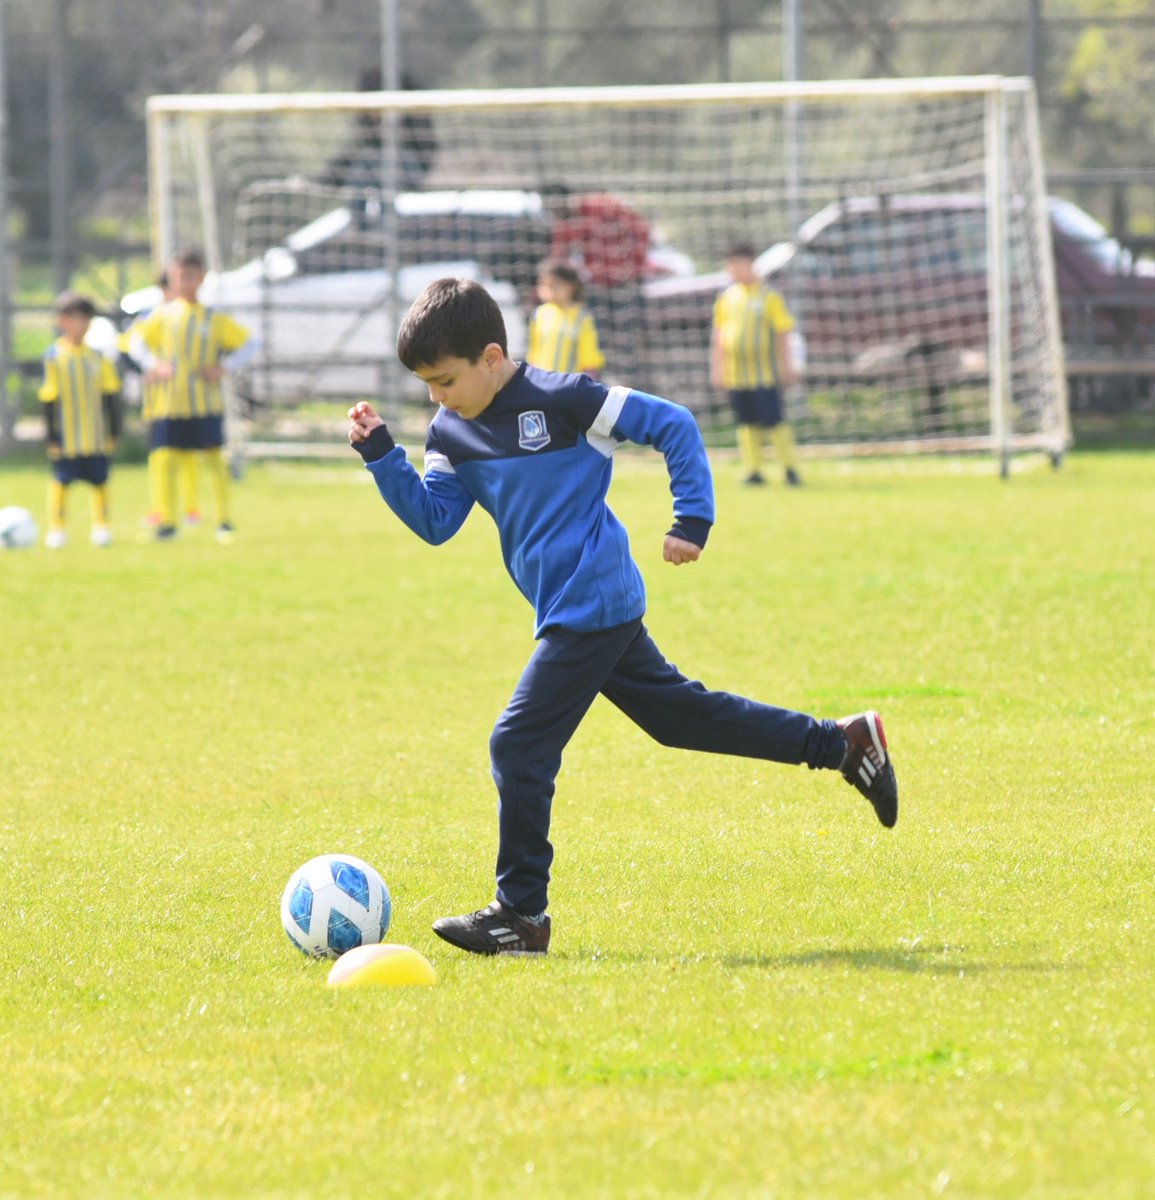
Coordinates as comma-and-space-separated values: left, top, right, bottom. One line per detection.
349, 277, 898, 957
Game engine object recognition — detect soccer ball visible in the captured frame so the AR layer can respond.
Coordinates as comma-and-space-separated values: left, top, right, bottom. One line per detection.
0, 506, 38, 550
280, 853, 392, 960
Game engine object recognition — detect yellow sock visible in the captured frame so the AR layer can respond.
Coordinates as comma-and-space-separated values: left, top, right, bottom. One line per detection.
90, 484, 109, 529
768, 422, 799, 473
150, 448, 179, 526
179, 451, 201, 517
204, 448, 231, 526
737, 424, 763, 476
47, 480, 66, 531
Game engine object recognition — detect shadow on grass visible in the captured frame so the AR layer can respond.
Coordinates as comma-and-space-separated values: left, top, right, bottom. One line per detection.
722, 946, 1066, 975
565, 944, 1070, 975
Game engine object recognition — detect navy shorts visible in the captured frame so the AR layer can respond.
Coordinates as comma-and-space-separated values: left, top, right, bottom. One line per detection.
150, 415, 225, 451
728, 386, 784, 428
53, 455, 110, 486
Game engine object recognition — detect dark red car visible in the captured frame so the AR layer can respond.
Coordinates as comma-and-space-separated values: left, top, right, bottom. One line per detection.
643, 193, 1155, 410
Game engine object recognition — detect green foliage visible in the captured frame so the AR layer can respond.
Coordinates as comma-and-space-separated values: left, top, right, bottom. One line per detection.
0, 451, 1152, 1198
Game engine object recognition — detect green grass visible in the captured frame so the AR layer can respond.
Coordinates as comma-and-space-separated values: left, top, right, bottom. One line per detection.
1, 450, 1152, 1199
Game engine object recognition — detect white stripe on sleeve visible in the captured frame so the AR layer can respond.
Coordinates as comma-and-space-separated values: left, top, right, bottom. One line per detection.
586, 384, 629, 458
424, 450, 455, 475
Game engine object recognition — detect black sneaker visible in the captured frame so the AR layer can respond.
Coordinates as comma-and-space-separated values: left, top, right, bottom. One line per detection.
743, 471, 766, 486
154, 524, 178, 541
785, 468, 803, 487
837, 711, 898, 828
432, 901, 550, 956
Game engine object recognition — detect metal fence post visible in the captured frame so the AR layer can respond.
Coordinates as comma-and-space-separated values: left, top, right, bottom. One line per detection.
0, 0, 13, 450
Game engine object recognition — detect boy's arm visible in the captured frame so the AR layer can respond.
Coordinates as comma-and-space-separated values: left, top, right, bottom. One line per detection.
348, 402, 474, 545
99, 359, 122, 447
103, 392, 124, 444
775, 329, 798, 388
578, 314, 606, 375
39, 360, 61, 456
588, 385, 715, 553
205, 317, 259, 379
710, 325, 725, 390
43, 400, 61, 456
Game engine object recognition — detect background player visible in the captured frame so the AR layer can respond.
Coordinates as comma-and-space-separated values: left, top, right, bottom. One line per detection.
526, 260, 605, 376
711, 243, 802, 486
130, 248, 257, 542
40, 291, 122, 548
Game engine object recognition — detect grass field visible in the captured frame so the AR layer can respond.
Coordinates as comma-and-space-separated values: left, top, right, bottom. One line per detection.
1, 449, 1152, 1199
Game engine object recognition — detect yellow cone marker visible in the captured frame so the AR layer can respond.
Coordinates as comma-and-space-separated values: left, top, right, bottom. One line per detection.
327, 943, 437, 989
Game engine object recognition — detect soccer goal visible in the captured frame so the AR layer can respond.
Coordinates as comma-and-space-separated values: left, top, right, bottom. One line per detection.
145, 77, 1069, 468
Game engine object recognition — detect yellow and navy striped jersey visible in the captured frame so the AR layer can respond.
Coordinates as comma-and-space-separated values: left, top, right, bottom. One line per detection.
133, 300, 250, 418
527, 303, 606, 375
712, 283, 795, 390
118, 320, 162, 422
39, 340, 121, 457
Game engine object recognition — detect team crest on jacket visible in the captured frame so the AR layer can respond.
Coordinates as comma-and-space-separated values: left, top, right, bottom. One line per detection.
518, 410, 551, 451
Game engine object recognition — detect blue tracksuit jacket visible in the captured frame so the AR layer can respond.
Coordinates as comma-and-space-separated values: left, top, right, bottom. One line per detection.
362, 363, 715, 636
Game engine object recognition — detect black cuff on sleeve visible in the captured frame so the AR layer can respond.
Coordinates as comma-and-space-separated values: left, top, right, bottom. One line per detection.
668, 515, 712, 549
353, 424, 396, 462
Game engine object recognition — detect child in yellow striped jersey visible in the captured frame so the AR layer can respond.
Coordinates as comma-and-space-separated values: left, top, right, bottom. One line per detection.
527, 261, 605, 377
710, 244, 802, 487
131, 249, 257, 542
119, 269, 192, 529
40, 292, 122, 548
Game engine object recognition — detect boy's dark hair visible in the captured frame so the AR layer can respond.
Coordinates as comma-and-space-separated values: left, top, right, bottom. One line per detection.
171, 247, 205, 270
539, 259, 584, 302
397, 277, 507, 369
539, 181, 574, 217
726, 243, 758, 262
53, 290, 96, 317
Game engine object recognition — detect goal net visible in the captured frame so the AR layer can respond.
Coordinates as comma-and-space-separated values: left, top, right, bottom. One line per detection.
145, 78, 1069, 465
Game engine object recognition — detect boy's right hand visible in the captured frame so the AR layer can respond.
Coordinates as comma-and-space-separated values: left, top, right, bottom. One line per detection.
348, 400, 384, 443
348, 400, 396, 462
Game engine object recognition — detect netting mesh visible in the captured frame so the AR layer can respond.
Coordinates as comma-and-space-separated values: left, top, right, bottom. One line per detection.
150, 81, 1068, 456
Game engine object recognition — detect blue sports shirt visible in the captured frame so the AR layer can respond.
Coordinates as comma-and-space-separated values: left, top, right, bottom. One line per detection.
361, 363, 715, 637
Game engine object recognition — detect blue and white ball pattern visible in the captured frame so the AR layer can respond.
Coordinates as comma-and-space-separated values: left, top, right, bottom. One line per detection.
280, 853, 392, 960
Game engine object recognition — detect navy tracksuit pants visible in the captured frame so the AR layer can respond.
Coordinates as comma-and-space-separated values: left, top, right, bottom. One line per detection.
490, 617, 847, 914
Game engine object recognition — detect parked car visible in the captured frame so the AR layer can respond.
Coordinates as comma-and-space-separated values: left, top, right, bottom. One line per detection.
120, 197, 533, 404
122, 189, 694, 404
287, 189, 554, 295
643, 192, 1155, 407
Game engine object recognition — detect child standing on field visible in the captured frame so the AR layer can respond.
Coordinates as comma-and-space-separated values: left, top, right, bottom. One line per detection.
40, 292, 123, 548
527, 260, 606, 377
347, 277, 898, 958
130, 249, 258, 542
711, 243, 803, 487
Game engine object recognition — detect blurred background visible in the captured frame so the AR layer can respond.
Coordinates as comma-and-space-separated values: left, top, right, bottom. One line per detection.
2, 0, 1154, 448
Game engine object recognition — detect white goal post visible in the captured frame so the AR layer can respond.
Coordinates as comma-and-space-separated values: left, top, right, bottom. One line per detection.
145, 77, 1070, 468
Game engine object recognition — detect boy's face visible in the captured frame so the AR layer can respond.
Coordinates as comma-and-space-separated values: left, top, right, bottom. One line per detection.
538, 274, 574, 306
726, 255, 757, 285
170, 262, 205, 303
412, 344, 505, 420
57, 311, 91, 344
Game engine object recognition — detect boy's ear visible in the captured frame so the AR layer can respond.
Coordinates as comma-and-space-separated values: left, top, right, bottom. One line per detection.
483, 342, 504, 370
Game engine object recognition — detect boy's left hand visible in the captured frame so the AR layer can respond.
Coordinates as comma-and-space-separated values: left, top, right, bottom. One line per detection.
663, 535, 700, 565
